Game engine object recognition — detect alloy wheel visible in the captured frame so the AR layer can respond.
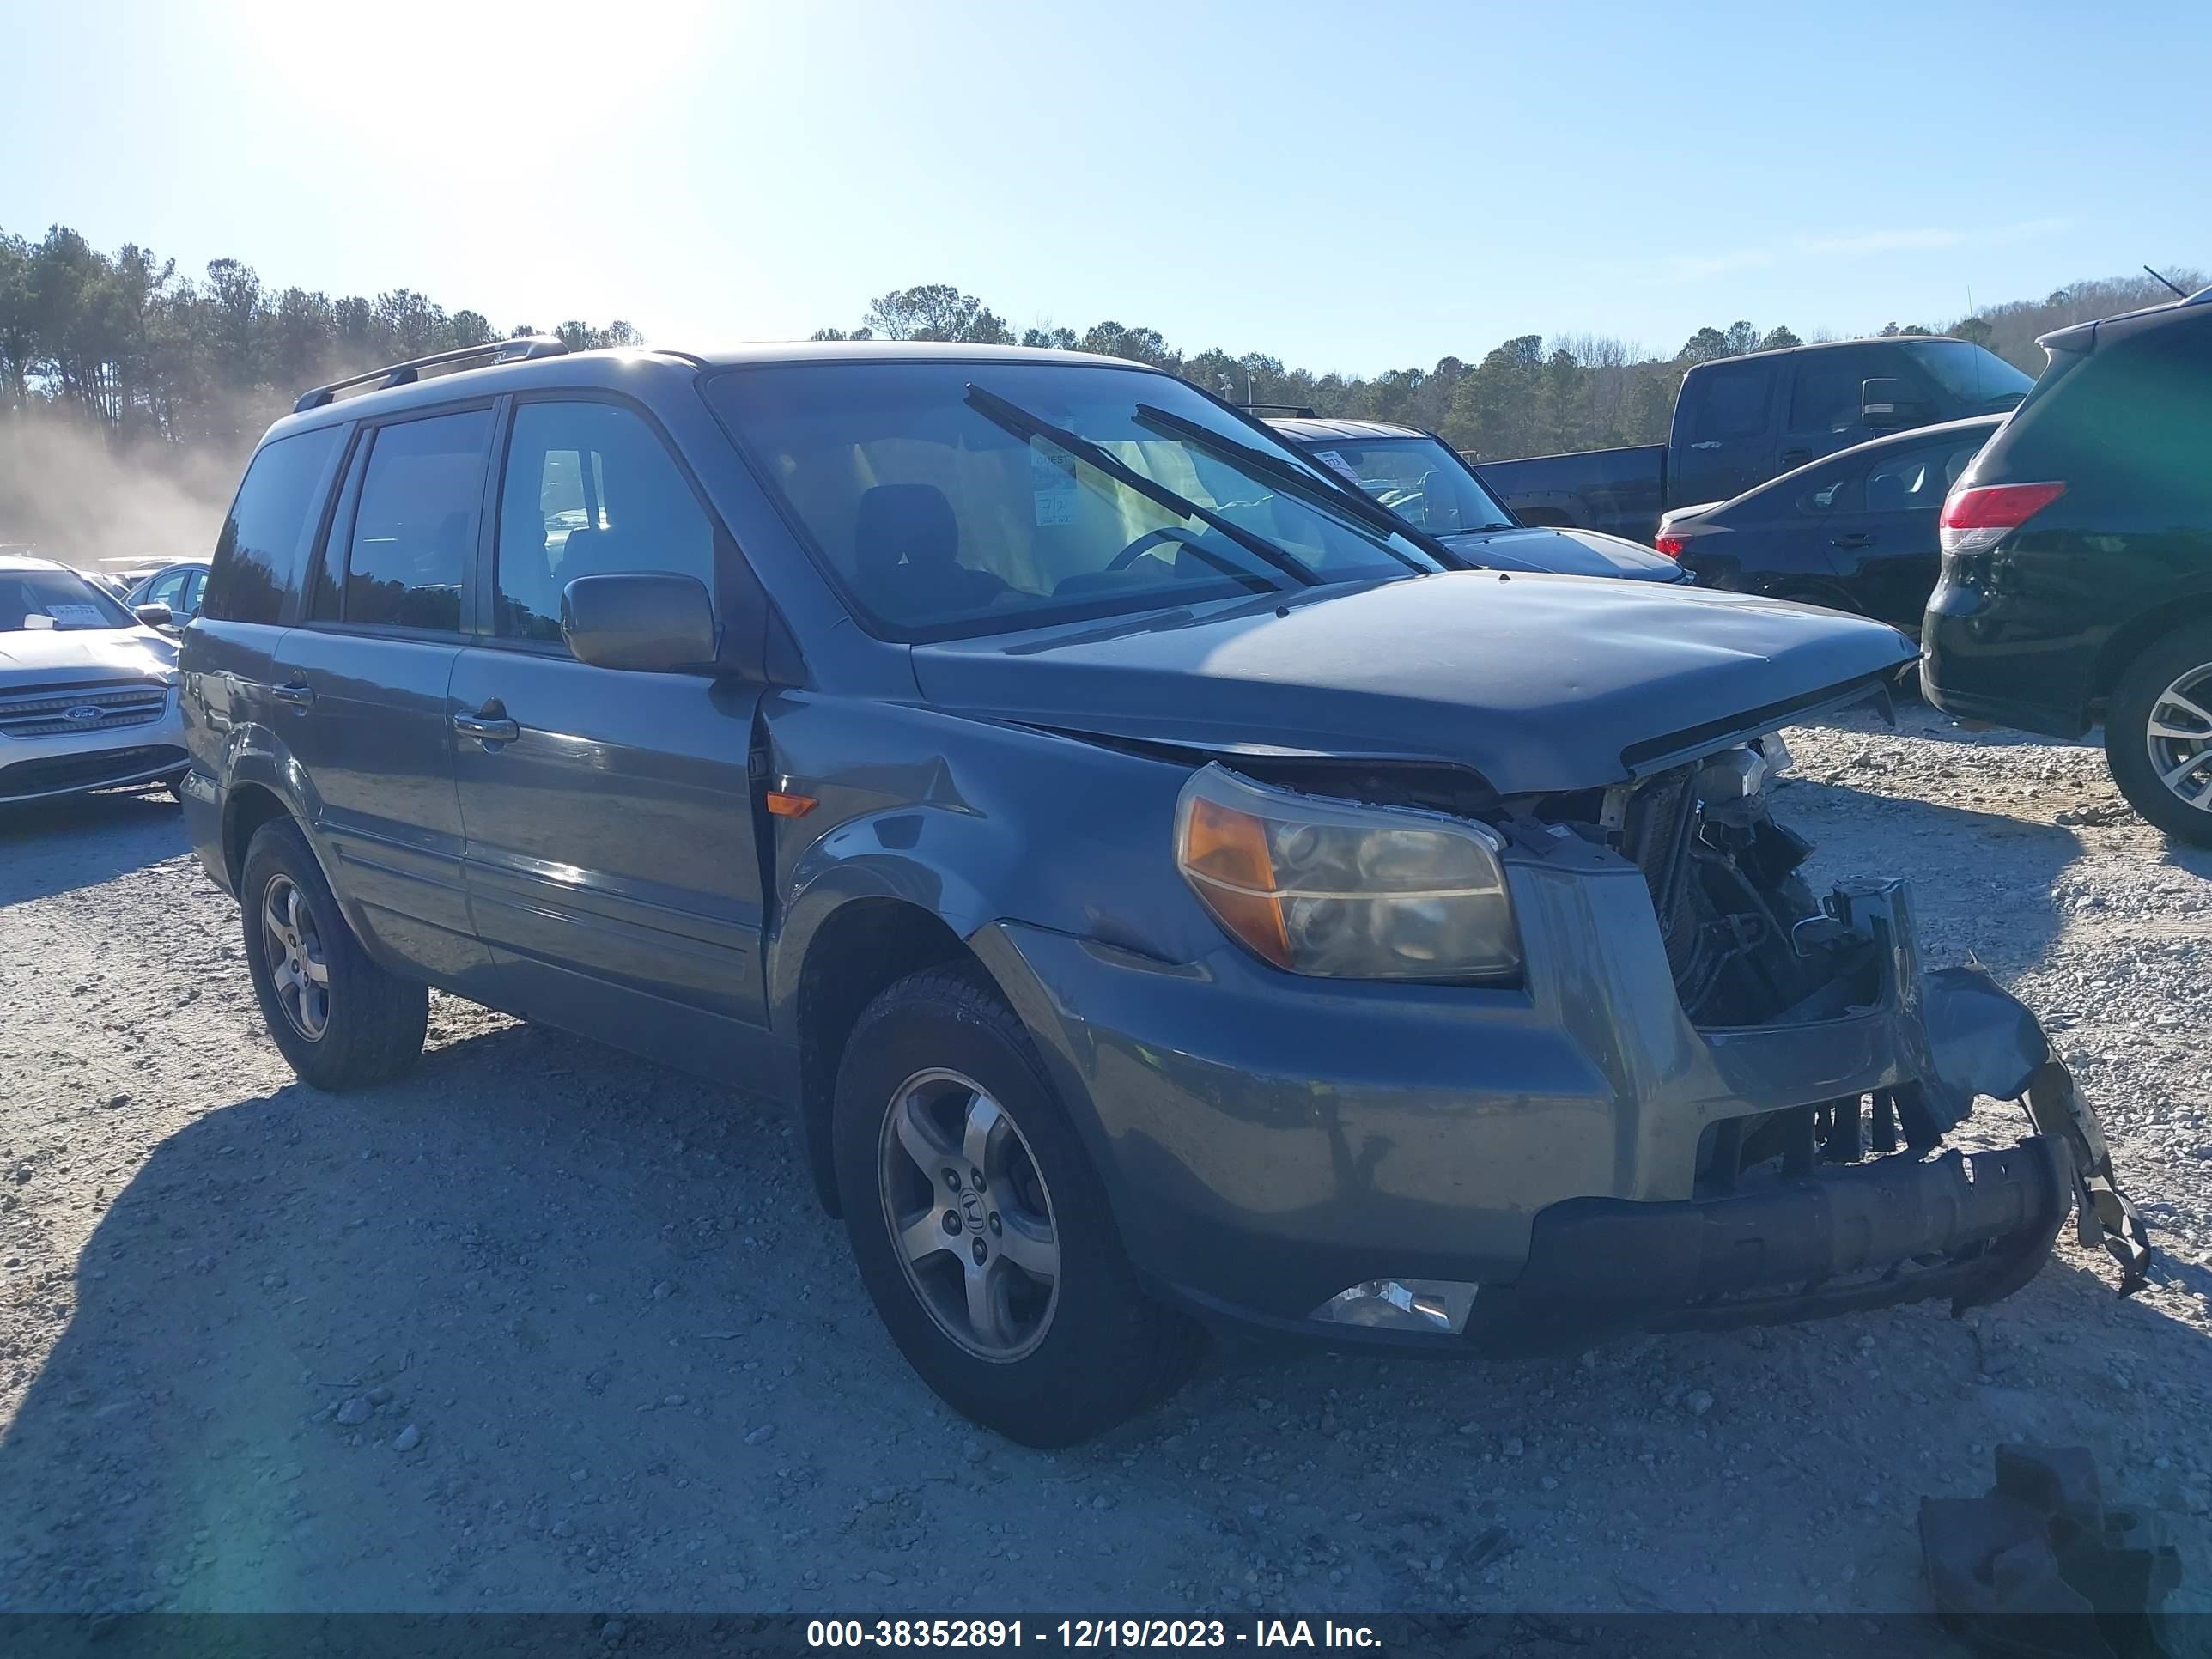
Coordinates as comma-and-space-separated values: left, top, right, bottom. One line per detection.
260, 872, 331, 1041
2143, 664, 2212, 813
878, 1067, 1060, 1362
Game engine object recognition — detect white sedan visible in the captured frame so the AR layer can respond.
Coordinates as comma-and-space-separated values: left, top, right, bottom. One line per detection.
0, 555, 188, 805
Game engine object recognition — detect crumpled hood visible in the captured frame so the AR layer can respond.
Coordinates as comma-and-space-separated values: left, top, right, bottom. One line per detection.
912, 570, 1914, 794
0, 627, 177, 684
1443, 524, 1683, 581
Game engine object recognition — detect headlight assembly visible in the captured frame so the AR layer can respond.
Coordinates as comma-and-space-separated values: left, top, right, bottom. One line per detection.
1173, 763, 1520, 981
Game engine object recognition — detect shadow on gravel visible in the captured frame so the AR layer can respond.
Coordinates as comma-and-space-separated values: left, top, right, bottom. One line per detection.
1772, 777, 2081, 975
0, 788, 189, 908
0, 1017, 1236, 1614
3, 1000, 2203, 1617
1, 1022, 761, 1612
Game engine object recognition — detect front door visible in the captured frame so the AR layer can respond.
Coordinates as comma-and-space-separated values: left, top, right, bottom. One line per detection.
451, 396, 772, 1065
273, 406, 496, 985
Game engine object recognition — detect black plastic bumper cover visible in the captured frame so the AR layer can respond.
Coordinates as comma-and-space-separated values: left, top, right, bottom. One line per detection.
1462, 1134, 2071, 1355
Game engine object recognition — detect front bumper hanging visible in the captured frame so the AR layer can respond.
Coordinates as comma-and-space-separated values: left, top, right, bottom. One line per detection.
1921, 960, 2152, 1297
1459, 893, 2152, 1355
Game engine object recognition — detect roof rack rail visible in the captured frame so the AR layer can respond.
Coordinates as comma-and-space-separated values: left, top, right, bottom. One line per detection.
292, 335, 570, 414
1237, 401, 1317, 418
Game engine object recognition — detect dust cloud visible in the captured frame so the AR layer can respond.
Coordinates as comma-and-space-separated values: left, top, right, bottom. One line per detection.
0, 416, 239, 574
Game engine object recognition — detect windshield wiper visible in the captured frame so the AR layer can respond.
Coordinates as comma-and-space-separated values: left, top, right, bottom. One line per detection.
963, 386, 1316, 589
1130, 404, 1449, 570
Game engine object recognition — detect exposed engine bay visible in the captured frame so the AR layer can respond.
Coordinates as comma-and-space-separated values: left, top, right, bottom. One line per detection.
1607, 737, 1844, 1029
1537, 734, 2151, 1292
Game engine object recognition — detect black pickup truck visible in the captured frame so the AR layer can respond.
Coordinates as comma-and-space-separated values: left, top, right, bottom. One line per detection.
1474, 337, 2031, 544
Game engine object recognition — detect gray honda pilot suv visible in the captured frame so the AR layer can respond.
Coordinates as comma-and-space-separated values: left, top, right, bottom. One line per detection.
177, 337, 2145, 1445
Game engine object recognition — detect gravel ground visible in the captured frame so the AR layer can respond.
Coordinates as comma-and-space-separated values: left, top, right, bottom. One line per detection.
1, 706, 2208, 1621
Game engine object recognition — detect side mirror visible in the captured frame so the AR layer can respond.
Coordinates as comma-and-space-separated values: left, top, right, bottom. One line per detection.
561, 573, 717, 672
1860, 378, 1935, 431
134, 603, 175, 629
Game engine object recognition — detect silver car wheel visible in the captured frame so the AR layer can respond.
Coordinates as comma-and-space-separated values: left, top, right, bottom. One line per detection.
2143, 664, 2212, 812
261, 872, 331, 1042
878, 1067, 1060, 1363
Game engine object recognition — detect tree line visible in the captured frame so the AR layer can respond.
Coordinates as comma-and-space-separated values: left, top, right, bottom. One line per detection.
2, 219, 2199, 477
0, 224, 640, 458
817, 270, 2197, 461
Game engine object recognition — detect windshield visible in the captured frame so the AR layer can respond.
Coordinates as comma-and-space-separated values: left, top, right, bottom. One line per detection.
1292, 434, 1516, 534
0, 567, 137, 632
1902, 340, 2033, 410
708, 362, 1444, 640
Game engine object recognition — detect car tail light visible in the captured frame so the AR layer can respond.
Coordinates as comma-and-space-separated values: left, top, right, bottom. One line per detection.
1654, 533, 1686, 558
1940, 482, 2065, 555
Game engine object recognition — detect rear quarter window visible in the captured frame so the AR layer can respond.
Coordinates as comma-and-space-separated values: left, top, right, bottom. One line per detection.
203, 426, 345, 624
1998, 319, 2212, 507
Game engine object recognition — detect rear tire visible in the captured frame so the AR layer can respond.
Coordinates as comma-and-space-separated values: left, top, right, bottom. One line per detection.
240, 818, 428, 1089
832, 964, 1203, 1446
2105, 623, 2212, 847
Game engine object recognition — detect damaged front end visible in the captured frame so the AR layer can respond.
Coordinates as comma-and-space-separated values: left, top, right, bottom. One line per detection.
1453, 736, 2151, 1350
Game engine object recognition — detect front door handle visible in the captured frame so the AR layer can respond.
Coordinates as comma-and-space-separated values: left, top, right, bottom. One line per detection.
453, 713, 521, 744
453, 706, 520, 744
1832, 532, 1876, 549
1779, 447, 1812, 467
270, 680, 315, 708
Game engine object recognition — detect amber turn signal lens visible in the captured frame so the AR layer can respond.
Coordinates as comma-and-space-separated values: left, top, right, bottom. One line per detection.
1179, 797, 1291, 966
765, 791, 818, 817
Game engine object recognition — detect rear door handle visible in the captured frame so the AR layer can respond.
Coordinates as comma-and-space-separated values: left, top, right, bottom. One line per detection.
1832, 532, 1876, 549
270, 680, 315, 708
453, 708, 521, 744
1779, 448, 1812, 467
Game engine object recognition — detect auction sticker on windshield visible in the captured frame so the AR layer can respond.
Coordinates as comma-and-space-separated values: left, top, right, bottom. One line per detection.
1031, 438, 1079, 526
1312, 450, 1364, 486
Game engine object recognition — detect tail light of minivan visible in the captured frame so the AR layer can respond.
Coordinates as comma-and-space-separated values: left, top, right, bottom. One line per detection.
1940, 482, 2066, 555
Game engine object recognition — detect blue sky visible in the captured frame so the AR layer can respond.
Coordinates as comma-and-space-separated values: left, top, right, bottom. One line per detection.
9, 0, 2207, 374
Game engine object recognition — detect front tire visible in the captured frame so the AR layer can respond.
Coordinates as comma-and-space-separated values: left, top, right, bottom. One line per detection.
832, 965, 1203, 1446
240, 818, 428, 1089
2106, 623, 2212, 847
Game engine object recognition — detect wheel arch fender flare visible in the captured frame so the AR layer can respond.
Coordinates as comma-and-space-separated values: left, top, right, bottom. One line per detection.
2090, 590, 2212, 709
770, 809, 1043, 1218
220, 740, 337, 899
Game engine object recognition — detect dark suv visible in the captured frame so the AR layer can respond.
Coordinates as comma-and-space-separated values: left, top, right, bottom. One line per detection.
1923, 287, 2212, 842
178, 338, 2142, 1444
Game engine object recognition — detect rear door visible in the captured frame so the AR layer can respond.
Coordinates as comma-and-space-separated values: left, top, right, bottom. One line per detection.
449, 395, 773, 1061
1841, 428, 1993, 629
1671, 356, 1783, 506
272, 405, 495, 985
185, 425, 348, 800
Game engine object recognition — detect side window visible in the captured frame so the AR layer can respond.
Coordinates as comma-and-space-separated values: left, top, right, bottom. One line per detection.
183, 568, 207, 616
146, 568, 189, 607
1681, 361, 1778, 443
495, 401, 717, 644
1795, 461, 1861, 515
1788, 348, 1913, 433
1864, 436, 1987, 512
342, 410, 493, 632
203, 426, 344, 625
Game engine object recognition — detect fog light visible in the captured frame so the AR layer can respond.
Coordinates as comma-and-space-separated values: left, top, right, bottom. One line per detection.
1311, 1278, 1478, 1334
